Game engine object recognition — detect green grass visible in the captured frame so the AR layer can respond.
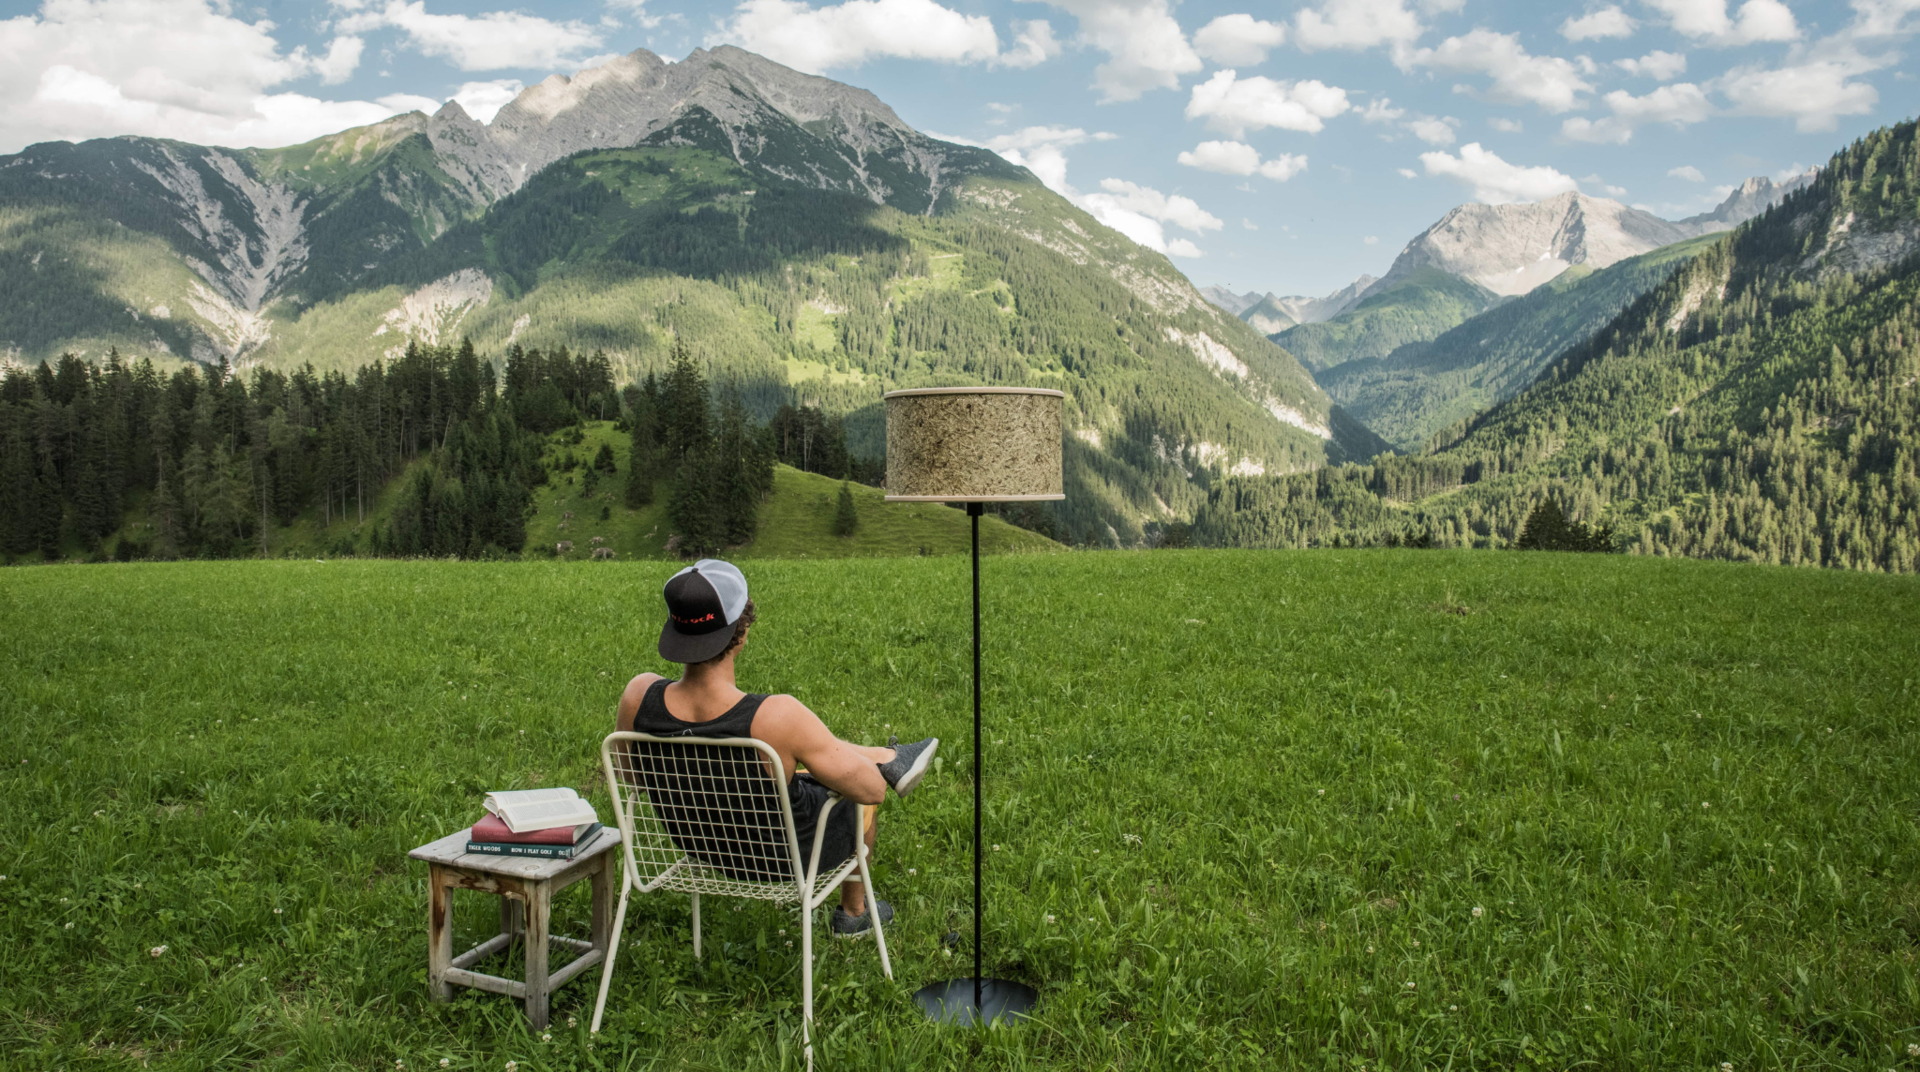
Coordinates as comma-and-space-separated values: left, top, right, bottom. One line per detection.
3, 551, 1917, 1070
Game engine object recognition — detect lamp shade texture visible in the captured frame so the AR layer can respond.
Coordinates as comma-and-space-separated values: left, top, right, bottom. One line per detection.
883, 387, 1065, 502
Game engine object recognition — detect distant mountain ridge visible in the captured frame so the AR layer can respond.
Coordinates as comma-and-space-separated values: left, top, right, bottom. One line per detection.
0, 45, 1387, 546
1199, 275, 1376, 333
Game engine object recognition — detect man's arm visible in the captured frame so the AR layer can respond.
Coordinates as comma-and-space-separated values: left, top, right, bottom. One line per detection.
757, 694, 889, 805
615, 673, 663, 731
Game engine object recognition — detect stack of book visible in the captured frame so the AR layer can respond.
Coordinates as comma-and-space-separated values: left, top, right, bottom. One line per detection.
466, 788, 603, 860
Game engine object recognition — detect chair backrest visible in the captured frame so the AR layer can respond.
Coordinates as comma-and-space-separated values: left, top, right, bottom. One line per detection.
600, 732, 808, 895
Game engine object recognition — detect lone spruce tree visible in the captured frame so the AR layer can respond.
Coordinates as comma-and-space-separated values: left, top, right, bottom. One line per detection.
831, 478, 858, 537
624, 373, 659, 507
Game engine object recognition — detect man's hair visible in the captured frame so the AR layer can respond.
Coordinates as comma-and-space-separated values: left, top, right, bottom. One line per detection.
690, 599, 755, 667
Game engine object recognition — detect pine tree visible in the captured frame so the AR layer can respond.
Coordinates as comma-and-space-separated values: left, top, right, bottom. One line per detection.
832, 478, 859, 537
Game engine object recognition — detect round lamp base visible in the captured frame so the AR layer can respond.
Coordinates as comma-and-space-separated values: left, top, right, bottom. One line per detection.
912, 978, 1039, 1026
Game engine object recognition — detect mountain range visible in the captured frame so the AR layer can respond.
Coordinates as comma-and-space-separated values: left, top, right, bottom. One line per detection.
1194, 118, 1919, 571
0, 45, 1383, 546
1200, 173, 1817, 449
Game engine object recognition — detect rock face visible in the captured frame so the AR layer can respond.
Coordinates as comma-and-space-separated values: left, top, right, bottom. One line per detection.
479, 46, 1002, 213
1364, 176, 1818, 301
1199, 286, 1260, 316
1677, 170, 1818, 232
1369, 193, 1693, 298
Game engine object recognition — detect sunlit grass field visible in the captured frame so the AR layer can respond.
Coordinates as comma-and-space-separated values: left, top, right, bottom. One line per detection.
2, 551, 1917, 1070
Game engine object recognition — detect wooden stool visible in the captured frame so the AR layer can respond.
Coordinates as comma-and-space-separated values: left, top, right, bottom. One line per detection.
408, 827, 622, 1029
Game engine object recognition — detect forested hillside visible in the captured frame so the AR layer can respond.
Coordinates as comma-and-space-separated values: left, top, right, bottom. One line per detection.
1270, 268, 1497, 373
1321, 235, 1722, 451
1195, 119, 1920, 572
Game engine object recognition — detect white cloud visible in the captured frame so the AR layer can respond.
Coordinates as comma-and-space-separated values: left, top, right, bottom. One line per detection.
1560, 82, 1712, 143
337, 1, 605, 71
1419, 142, 1580, 204
1294, 0, 1426, 51
1081, 177, 1220, 256
1407, 115, 1458, 144
450, 79, 522, 122
0, 0, 438, 153
1185, 70, 1352, 137
1175, 140, 1310, 181
1363, 234, 1380, 243
1668, 165, 1706, 181
1193, 14, 1287, 66
1242, 217, 1259, 230
1849, 0, 1920, 36
605, 0, 665, 30
1396, 166, 1418, 177
1488, 116, 1524, 131
1560, 6, 1637, 40
972, 125, 1112, 193
1615, 50, 1687, 80
1002, 19, 1062, 68
704, 0, 1001, 73
1641, 0, 1798, 45
312, 37, 365, 85
1360, 97, 1406, 123
1044, 0, 1202, 102
1405, 30, 1593, 113
1717, 58, 1878, 131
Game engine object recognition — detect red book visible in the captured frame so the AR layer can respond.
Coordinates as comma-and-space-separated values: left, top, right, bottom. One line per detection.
471, 813, 595, 845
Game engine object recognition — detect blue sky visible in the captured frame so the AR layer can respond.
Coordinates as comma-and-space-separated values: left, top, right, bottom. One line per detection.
1, 0, 1915, 296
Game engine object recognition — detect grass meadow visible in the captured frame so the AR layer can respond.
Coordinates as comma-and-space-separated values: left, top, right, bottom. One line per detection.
2, 551, 1917, 1071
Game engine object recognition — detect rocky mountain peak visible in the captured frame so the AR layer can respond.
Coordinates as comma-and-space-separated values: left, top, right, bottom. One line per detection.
1677, 168, 1818, 231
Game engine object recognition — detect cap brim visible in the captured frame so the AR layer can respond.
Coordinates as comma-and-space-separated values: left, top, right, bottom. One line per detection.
658, 617, 740, 664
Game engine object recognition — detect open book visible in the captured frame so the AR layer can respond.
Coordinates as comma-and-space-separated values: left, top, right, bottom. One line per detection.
483, 787, 600, 834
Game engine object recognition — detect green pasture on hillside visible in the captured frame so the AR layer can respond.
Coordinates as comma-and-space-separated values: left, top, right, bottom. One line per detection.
2, 551, 1917, 1070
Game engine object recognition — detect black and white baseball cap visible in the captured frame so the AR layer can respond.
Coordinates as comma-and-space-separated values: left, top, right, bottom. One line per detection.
658, 559, 751, 663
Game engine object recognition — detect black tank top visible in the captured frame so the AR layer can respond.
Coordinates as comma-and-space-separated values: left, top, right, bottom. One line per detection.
631, 678, 770, 747
624, 679, 793, 881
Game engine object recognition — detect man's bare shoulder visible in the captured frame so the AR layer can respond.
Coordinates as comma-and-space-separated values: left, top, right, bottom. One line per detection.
751, 693, 823, 736
616, 672, 666, 729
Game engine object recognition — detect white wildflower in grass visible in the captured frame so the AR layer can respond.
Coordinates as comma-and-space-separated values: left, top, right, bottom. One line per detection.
440, 1061, 450, 1069
907, 868, 917, 876
93, 810, 104, 817
1702, 802, 1710, 809
1472, 906, 1484, 918
568, 1016, 577, 1029
1412, 940, 1420, 947
1046, 914, 1056, 924
505, 1063, 517, 1072
785, 940, 792, 948
1367, 946, 1375, 954
396, 1061, 406, 1070
541, 1033, 551, 1043
149, 945, 166, 956
1092, 848, 1099, 854
1909, 1043, 1919, 1057
273, 907, 282, 915
992, 844, 1001, 852
64, 922, 73, 929
1405, 981, 1415, 990
1317, 789, 1325, 796
1123, 833, 1142, 845
1720, 1064, 1732, 1072
135, 1006, 144, 1013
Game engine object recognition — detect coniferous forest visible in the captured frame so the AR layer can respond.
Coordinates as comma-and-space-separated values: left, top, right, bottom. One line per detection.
0, 339, 799, 562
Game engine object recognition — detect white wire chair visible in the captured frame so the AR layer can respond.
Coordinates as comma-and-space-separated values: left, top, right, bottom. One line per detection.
590, 731, 892, 1061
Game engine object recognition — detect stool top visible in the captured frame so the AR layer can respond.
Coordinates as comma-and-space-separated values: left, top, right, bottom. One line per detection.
409, 825, 622, 880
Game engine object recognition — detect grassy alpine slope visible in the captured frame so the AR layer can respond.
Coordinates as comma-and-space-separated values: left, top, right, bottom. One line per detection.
1270, 268, 1499, 374
3, 551, 1916, 1070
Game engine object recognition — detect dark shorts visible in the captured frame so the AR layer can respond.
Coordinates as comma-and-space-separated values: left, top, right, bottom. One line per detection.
790, 773, 860, 874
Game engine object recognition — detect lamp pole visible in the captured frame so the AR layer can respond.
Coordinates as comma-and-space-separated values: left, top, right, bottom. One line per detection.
970, 502, 983, 1012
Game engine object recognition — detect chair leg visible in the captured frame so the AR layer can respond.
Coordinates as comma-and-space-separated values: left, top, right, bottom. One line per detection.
589, 872, 632, 1035
857, 845, 893, 980
801, 906, 814, 1070
691, 891, 702, 959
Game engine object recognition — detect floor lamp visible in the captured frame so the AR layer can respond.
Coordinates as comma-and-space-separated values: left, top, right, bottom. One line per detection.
883, 386, 1064, 1026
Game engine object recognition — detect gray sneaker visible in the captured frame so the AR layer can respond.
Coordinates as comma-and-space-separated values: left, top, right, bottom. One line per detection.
876, 737, 938, 797
831, 899, 894, 939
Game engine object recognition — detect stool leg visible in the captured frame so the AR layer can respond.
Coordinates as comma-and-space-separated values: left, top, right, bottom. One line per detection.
525, 882, 552, 1030
501, 894, 524, 942
590, 869, 632, 1035
428, 865, 453, 1002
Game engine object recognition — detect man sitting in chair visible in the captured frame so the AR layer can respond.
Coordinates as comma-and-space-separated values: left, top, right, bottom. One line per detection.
616, 558, 937, 938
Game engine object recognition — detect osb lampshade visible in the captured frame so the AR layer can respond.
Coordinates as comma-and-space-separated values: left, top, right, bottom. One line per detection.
883, 387, 1065, 502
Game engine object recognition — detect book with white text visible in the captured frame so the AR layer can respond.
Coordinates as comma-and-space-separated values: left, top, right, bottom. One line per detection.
482, 787, 599, 834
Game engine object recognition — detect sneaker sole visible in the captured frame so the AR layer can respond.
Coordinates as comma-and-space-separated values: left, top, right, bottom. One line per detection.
890, 738, 939, 797
832, 913, 893, 940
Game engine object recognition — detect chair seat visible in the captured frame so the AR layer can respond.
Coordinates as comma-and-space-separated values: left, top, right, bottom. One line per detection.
650, 854, 861, 903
